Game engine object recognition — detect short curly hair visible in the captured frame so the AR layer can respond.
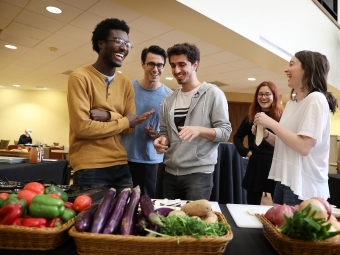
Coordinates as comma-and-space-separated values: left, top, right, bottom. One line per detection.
167, 42, 200, 65
91, 18, 130, 53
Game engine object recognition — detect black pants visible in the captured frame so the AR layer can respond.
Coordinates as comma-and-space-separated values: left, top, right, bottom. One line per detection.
128, 161, 158, 199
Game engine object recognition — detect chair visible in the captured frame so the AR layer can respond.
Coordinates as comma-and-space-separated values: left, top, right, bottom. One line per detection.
43, 147, 51, 159
0, 140, 10, 150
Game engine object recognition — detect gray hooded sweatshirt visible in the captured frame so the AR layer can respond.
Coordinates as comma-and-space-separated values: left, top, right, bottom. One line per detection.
159, 82, 232, 176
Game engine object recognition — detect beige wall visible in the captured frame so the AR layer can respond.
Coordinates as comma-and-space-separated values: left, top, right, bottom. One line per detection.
1, 89, 340, 148
0, 89, 69, 147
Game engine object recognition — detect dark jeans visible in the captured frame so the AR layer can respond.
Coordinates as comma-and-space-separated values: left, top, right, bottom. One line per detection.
128, 161, 157, 199
163, 171, 213, 200
273, 182, 303, 206
73, 164, 133, 196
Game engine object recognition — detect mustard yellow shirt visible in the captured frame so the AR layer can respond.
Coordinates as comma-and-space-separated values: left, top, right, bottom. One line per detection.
67, 65, 135, 171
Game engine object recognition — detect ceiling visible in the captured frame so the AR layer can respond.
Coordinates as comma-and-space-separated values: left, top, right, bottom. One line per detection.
0, 0, 296, 99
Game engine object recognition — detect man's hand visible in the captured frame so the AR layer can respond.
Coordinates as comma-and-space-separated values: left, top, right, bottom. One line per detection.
153, 136, 169, 154
127, 108, 155, 128
178, 126, 200, 142
144, 123, 159, 139
90, 109, 110, 122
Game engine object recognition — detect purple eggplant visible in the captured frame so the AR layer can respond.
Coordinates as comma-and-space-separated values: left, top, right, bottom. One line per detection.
120, 186, 141, 235
140, 195, 163, 226
90, 188, 116, 233
155, 207, 174, 217
102, 188, 131, 234
74, 203, 99, 232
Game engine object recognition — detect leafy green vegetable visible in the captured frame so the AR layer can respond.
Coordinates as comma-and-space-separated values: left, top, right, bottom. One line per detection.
279, 203, 340, 241
145, 214, 230, 240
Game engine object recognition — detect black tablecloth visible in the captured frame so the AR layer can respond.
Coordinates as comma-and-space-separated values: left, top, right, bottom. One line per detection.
0, 160, 70, 185
221, 205, 278, 255
328, 174, 340, 207
211, 143, 247, 204
156, 143, 247, 204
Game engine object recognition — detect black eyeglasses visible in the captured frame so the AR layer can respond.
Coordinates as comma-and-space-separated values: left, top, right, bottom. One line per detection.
145, 62, 165, 70
258, 92, 273, 98
106, 38, 133, 50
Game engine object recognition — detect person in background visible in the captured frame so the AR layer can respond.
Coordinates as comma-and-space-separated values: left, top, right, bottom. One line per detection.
67, 18, 154, 195
254, 50, 338, 206
121, 45, 172, 198
234, 81, 283, 205
153, 42, 232, 200
18, 128, 33, 145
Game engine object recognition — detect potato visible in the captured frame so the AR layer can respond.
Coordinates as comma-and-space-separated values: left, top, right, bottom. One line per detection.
168, 210, 186, 217
191, 216, 202, 221
181, 199, 212, 217
201, 211, 218, 223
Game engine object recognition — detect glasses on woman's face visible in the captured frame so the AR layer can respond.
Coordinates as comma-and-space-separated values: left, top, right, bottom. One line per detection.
145, 62, 165, 70
106, 38, 133, 50
258, 92, 273, 98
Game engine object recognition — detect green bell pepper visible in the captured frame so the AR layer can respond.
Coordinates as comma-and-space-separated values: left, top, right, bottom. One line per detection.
60, 208, 76, 223
29, 194, 65, 219
44, 186, 68, 202
4, 197, 27, 217
0, 198, 4, 208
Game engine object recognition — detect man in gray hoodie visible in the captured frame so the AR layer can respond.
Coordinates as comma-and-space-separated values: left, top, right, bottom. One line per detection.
153, 42, 232, 200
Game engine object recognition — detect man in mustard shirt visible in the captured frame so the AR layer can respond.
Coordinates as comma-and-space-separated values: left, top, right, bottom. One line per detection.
67, 18, 153, 195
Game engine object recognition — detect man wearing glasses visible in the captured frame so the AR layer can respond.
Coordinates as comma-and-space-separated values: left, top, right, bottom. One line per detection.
67, 18, 154, 195
154, 42, 232, 200
122, 45, 172, 198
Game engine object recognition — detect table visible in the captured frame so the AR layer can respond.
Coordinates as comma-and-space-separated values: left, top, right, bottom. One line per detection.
155, 142, 247, 204
0, 198, 278, 255
328, 174, 340, 207
0, 160, 70, 185
51, 150, 69, 160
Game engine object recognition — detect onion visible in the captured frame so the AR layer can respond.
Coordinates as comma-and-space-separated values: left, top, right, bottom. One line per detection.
299, 198, 328, 220
324, 225, 340, 243
264, 204, 295, 227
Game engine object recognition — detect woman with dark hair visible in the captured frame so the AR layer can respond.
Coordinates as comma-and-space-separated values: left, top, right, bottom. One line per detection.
254, 51, 338, 206
234, 81, 283, 205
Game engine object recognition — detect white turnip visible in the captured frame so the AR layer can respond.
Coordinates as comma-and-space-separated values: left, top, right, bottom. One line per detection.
299, 198, 328, 220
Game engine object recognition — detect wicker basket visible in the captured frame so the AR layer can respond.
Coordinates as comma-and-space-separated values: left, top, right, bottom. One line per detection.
256, 214, 340, 255
69, 211, 233, 255
0, 219, 74, 250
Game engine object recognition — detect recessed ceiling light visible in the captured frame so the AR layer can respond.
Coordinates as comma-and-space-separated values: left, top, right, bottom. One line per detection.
248, 78, 256, 81
5, 45, 17, 49
13, 84, 20, 87
165, 77, 173, 80
46, 6, 62, 14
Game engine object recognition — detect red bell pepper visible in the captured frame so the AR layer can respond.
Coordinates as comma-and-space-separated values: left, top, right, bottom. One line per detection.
0, 204, 22, 225
21, 217, 47, 227
13, 218, 23, 226
64, 201, 74, 209
47, 217, 63, 228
